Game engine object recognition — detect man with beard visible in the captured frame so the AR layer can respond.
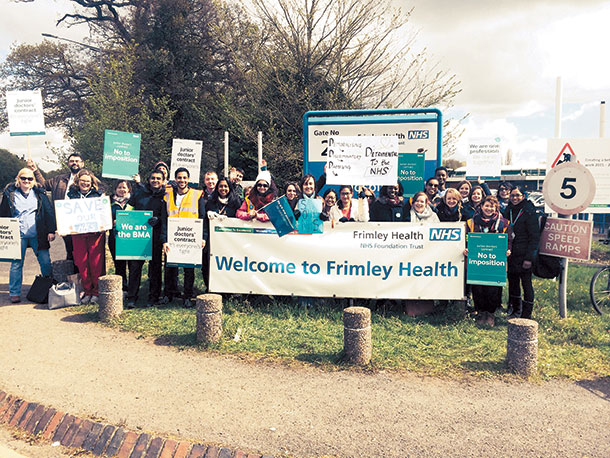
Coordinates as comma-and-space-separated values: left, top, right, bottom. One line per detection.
125, 170, 168, 308
28, 153, 88, 261
162, 167, 206, 308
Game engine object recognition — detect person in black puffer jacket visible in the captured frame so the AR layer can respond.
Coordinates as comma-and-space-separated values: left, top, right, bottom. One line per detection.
503, 185, 540, 319
436, 188, 467, 222
370, 183, 404, 222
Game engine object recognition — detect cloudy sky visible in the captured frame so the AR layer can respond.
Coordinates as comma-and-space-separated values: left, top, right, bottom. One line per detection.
2, 0, 610, 169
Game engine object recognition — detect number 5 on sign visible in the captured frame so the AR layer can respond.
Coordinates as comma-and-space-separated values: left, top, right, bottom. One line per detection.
543, 162, 596, 215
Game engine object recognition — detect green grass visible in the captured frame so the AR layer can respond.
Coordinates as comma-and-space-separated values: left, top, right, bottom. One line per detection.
73, 243, 610, 380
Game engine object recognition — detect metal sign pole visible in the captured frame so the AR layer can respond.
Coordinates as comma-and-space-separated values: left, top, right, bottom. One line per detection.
555, 77, 568, 318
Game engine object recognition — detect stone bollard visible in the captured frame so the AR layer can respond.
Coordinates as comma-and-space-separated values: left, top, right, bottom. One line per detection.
52, 260, 74, 283
343, 306, 372, 365
507, 318, 538, 376
98, 275, 124, 322
196, 294, 223, 344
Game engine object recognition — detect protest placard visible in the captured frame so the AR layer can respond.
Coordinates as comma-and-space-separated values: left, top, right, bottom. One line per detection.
398, 152, 424, 197
326, 135, 399, 186
263, 196, 297, 237
5, 90, 45, 136
0, 218, 22, 261
538, 217, 593, 261
115, 211, 153, 260
55, 196, 113, 236
466, 139, 502, 178
166, 217, 203, 267
466, 232, 508, 286
297, 198, 323, 234
210, 220, 466, 299
170, 139, 203, 183
102, 129, 141, 179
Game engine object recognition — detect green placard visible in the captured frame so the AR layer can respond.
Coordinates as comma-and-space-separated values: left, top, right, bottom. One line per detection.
398, 152, 424, 197
116, 210, 153, 260
466, 232, 508, 286
102, 129, 141, 179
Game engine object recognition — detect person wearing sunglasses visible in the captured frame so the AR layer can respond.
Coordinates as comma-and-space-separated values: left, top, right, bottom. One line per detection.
236, 169, 277, 222
1, 169, 56, 303
423, 177, 442, 209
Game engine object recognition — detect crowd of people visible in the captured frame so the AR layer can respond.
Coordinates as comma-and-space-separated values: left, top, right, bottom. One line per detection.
1, 158, 541, 327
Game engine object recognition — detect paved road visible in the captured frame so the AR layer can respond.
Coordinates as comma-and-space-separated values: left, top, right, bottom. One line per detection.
1, 239, 609, 457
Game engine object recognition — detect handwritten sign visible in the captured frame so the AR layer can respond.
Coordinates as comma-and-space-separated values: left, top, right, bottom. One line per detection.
170, 139, 203, 184
102, 129, 141, 179
326, 135, 399, 186
115, 211, 153, 260
55, 196, 113, 236
6, 90, 46, 136
166, 217, 203, 267
0, 218, 21, 261
466, 138, 502, 178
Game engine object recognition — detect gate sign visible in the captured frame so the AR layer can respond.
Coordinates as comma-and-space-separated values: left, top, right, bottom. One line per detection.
304, 109, 442, 191
5, 90, 46, 136
547, 139, 610, 212
538, 217, 593, 261
543, 161, 596, 215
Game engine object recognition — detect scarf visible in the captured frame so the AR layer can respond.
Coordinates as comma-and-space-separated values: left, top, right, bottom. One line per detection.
473, 210, 500, 233
411, 205, 435, 222
112, 194, 130, 208
378, 195, 403, 207
249, 190, 275, 210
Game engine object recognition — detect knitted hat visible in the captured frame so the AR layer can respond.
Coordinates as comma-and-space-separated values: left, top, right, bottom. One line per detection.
255, 170, 272, 185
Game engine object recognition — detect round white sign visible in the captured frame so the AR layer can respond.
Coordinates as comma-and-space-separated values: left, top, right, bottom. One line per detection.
543, 161, 596, 215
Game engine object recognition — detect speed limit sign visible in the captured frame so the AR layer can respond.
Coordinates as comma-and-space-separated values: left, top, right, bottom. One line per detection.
543, 161, 596, 215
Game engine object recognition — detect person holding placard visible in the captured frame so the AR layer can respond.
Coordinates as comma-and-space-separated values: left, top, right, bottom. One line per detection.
370, 183, 404, 222
465, 196, 512, 326
126, 169, 168, 308
284, 182, 302, 218
336, 185, 369, 223
28, 153, 85, 262
163, 167, 206, 308
434, 166, 449, 197
497, 182, 513, 213
66, 170, 105, 304
0, 168, 56, 303
319, 189, 341, 224
423, 178, 442, 209
503, 185, 539, 319
236, 170, 278, 223
109, 180, 132, 292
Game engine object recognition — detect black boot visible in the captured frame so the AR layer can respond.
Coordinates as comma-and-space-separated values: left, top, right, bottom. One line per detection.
508, 296, 522, 319
521, 300, 534, 319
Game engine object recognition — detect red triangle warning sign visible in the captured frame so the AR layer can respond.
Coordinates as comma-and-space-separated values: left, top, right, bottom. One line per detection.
551, 142, 578, 167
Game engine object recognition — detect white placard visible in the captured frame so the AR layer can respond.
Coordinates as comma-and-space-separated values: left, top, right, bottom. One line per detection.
326, 135, 399, 186
210, 219, 466, 300
5, 90, 46, 136
166, 217, 204, 267
547, 139, 610, 212
0, 218, 22, 261
54, 196, 113, 236
466, 138, 502, 177
170, 139, 203, 183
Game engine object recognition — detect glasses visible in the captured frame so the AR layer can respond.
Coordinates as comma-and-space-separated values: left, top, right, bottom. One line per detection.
19, 177, 34, 182
256, 183, 269, 188
427, 183, 439, 188
340, 192, 351, 196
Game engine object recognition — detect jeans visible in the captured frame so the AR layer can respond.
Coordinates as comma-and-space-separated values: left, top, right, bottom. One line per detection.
10, 236, 52, 297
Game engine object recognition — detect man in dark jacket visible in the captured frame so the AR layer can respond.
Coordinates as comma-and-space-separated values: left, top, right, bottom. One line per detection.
125, 170, 168, 308
28, 153, 85, 261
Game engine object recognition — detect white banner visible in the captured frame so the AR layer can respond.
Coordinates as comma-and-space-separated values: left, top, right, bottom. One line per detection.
547, 138, 610, 212
0, 218, 22, 261
166, 217, 203, 267
466, 138, 502, 177
326, 135, 399, 186
170, 139, 203, 184
210, 219, 466, 299
6, 90, 46, 136
54, 196, 112, 236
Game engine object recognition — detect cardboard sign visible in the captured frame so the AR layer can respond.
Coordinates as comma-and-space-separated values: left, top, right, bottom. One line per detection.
398, 152, 425, 197
102, 130, 141, 179
263, 196, 297, 237
466, 139, 502, 178
0, 218, 22, 261
6, 90, 46, 136
166, 217, 203, 267
170, 139, 203, 184
466, 232, 508, 286
326, 135, 399, 186
115, 211, 153, 260
55, 196, 113, 235
538, 217, 593, 261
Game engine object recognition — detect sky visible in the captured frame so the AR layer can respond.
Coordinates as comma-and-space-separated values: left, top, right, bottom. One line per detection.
1, 0, 610, 170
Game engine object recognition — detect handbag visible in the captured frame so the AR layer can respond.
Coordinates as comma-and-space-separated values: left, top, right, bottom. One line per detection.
48, 282, 79, 310
533, 215, 562, 279
26, 275, 55, 304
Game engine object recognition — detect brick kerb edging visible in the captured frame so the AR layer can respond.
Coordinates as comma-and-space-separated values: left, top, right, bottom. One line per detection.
0, 390, 274, 458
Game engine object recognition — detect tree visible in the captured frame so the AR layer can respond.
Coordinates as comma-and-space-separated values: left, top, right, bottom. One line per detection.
0, 149, 27, 189
73, 46, 175, 179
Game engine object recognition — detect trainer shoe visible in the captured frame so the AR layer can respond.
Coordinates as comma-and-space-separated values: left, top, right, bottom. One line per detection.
90, 296, 99, 304
10, 296, 20, 303
80, 295, 92, 305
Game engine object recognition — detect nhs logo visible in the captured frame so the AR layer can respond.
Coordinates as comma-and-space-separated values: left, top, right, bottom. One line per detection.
407, 130, 429, 140
429, 228, 461, 241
